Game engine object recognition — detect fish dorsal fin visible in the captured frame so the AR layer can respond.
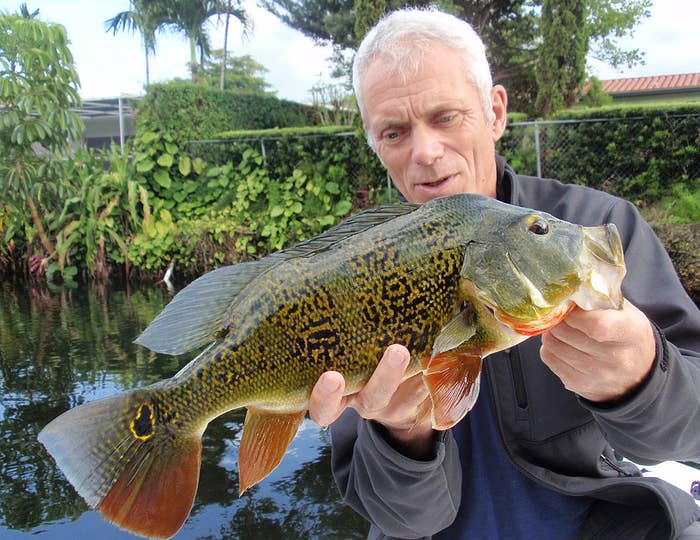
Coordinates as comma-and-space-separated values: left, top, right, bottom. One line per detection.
134, 261, 273, 355
237, 407, 306, 494
135, 203, 419, 356
272, 203, 420, 259
431, 307, 477, 357
422, 351, 483, 430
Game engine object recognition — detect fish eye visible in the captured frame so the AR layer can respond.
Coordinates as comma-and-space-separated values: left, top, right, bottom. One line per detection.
528, 218, 549, 235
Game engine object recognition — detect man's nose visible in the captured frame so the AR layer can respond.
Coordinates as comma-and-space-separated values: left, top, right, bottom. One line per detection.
411, 127, 444, 166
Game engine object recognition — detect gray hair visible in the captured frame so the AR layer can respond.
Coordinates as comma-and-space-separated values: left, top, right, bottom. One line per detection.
352, 7, 495, 149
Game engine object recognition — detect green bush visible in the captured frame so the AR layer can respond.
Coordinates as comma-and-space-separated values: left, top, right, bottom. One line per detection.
123, 124, 384, 276
133, 83, 317, 142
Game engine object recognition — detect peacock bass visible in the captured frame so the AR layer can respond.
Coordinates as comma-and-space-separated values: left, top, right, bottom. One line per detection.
39, 193, 626, 539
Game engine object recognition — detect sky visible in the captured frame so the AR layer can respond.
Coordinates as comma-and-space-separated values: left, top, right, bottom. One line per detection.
1, 0, 699, 104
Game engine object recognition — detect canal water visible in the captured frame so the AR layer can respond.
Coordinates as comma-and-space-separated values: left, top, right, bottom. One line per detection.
0, 282, 369, 539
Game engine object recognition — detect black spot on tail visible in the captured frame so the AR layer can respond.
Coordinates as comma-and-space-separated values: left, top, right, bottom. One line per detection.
130, 404, 155, 440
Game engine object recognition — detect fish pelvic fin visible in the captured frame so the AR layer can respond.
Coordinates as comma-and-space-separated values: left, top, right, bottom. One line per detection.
422, 351, 483, 431
38, 389, 203, 539
238, 407, 305, 494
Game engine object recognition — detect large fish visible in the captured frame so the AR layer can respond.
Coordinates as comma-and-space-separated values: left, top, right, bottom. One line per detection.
39, 193, 626, 538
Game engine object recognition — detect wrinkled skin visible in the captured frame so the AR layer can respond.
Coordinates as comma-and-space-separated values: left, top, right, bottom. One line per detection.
308, 44, 655, 459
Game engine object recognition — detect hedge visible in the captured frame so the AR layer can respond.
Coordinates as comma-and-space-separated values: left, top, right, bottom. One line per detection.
133, 82, 318, 142
499, 103, 700, 204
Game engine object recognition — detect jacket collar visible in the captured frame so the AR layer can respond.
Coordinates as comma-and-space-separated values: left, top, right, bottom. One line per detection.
495, 154, 518, 205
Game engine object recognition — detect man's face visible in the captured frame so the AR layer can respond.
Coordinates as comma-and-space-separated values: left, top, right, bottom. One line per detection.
360, 43, 507, 203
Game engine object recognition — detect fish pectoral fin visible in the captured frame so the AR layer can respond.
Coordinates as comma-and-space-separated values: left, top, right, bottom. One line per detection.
411, 396, 433, 431
431, 308, 477, 357
238, 407, 306, 494
422, 351, 483, 430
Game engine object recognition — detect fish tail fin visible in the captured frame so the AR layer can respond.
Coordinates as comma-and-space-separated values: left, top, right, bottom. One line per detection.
38, 388, 202, 539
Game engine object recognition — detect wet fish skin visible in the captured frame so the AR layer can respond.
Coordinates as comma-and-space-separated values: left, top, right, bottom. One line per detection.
38, 193, 626, 539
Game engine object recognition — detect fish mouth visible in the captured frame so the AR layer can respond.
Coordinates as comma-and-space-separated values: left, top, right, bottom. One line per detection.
572, 224, 626, 311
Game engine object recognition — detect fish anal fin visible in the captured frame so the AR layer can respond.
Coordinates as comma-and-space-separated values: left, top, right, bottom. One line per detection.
238, 408, 305, 494
97, 437, 202, 539
423, 351, 483, 430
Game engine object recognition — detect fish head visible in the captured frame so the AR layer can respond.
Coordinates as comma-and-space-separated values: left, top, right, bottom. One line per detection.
460, 208, 626, 337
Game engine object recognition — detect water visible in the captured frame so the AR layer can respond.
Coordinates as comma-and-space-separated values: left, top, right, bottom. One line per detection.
0, 282, 369, 539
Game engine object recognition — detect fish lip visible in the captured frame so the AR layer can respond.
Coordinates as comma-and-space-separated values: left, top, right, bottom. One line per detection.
583, 224, 625, 268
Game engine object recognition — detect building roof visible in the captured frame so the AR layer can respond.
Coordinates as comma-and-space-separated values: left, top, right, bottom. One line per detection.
601, 73, 700, 96
71, 96, 140, 120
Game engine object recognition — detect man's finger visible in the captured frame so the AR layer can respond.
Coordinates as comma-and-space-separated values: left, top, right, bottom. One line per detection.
308, 371, 346, 428
352, 344, 410, 416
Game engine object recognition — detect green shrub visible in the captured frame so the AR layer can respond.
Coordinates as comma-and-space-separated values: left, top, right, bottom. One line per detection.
133, 83, 316, 142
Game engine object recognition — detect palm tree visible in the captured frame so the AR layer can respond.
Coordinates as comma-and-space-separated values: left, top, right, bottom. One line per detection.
105, 0, 169, 86
220, 0, 252, 90
19, 3, 40, 18
164, 0, 250, 83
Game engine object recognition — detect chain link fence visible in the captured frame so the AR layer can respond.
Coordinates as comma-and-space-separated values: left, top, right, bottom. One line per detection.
190, 112, 700, 206
500, 114, 700, 201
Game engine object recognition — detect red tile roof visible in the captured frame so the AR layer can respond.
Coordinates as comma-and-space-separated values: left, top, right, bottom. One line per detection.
601, 73, 700, 94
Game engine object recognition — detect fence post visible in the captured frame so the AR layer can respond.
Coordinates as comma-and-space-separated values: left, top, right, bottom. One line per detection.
260, 139, 267, 168
534, 120, 542, 178
118, 95, 125, 156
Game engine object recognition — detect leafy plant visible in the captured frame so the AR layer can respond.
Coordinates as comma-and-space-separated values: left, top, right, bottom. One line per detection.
0, 11, 83, 282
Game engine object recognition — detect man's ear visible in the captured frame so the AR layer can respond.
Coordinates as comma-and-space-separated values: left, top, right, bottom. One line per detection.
490, 85, 508, 142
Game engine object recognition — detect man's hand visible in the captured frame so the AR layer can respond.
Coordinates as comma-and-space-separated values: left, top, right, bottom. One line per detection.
308, 344, 436, 459
540, 299, 656, 403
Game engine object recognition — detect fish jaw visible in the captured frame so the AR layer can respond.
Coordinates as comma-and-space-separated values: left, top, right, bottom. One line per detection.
502, 301, 576, 337
571, 223, 626, 311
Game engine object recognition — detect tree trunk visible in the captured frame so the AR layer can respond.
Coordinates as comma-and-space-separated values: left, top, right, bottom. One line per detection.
189, 37, 198, 82
220, 0, 231, 90
144, 42, 151, 86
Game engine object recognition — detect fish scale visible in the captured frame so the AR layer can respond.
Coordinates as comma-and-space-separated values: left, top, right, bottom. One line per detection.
38, 193, 626, 539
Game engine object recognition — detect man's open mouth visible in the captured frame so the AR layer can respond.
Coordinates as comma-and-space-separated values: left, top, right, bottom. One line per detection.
419, 174, 455, 188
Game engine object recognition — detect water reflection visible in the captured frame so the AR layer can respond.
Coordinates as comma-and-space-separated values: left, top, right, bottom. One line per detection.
0, 282, 368, 539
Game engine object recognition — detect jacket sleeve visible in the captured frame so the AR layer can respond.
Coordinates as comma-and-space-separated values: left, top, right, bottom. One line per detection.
330, 409, 461, 539
579, 198, 700, 464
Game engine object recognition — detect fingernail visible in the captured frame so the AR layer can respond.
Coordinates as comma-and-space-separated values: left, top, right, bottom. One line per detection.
386, 345, 408, 368
319, 375, 341, 394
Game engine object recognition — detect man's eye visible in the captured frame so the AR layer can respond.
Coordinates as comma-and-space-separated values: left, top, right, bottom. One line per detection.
383, 130, 401, 141
437, 114, 457, 125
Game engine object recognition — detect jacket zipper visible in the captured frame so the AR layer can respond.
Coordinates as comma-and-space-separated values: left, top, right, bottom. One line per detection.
509, 347, 528, 409
599, 452, 638, 477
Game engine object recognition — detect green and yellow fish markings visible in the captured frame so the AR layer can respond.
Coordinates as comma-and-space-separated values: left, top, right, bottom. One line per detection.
39, 193, 626, 539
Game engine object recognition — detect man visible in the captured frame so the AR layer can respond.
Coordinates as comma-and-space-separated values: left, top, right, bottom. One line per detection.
308, 8, 700, 540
